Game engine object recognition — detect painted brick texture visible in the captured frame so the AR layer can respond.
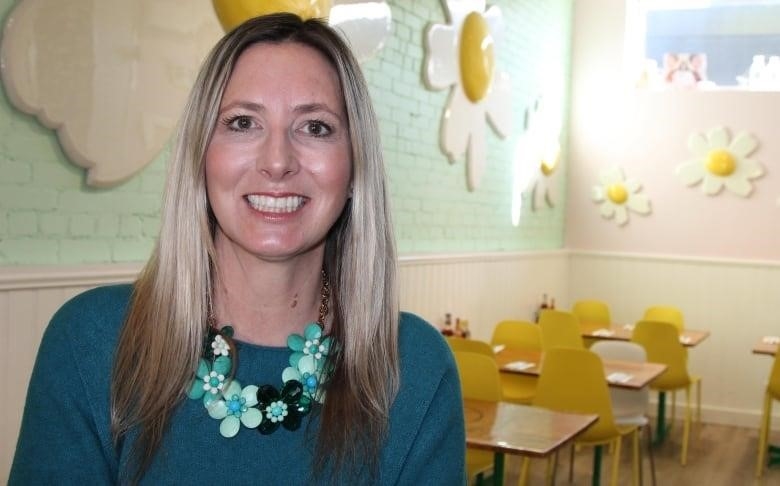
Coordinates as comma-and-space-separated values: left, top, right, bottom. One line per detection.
0, 0, 572, 265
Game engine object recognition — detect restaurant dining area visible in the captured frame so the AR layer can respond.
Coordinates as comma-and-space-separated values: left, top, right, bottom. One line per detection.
1, 0, 780, 484
442, 302, 780, 485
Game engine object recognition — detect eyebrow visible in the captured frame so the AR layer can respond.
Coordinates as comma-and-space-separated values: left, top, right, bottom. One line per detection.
218, 100, 342, 120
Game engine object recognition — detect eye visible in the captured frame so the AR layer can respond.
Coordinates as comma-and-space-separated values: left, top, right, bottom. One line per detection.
304, 120, 333, 137
222, 115, 255, 132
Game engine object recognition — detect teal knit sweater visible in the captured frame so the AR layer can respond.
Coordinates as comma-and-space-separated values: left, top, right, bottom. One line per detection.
10, 284, 465, 485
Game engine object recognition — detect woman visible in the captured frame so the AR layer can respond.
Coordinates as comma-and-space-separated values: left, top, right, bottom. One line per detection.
10, 13, 465, 485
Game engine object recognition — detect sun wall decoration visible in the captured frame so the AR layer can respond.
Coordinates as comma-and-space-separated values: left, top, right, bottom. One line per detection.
676, 126, 764, 197
0, 0, 391, 187
423, 0, 512, 191
592, 166, 651, 226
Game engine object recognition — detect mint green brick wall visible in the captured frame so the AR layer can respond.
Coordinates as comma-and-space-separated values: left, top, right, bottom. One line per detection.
0, 0, 572, 265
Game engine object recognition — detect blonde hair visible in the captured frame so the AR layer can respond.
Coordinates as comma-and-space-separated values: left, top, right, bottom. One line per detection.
111, 13, 399, 481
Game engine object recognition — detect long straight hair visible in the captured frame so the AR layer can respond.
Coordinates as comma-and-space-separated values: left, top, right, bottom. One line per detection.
111, 13, 399, 481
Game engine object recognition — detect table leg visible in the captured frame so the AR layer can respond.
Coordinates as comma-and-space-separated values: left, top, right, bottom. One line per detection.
654, 392, 667, 445
592, 445, 602, 486
493, 452, 505, 486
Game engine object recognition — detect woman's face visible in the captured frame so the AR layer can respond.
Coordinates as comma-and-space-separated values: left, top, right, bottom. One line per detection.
206, 42, 352, 263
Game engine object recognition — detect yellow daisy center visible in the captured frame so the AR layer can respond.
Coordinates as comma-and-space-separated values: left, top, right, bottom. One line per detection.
540, 157, 558, 177
705, 148, 736, 176
459, 12, 494, 103
606, 183, 629, 204
213, 0, 332, 32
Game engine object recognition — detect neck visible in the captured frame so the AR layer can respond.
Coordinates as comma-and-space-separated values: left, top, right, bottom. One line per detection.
211, 240, 326, 346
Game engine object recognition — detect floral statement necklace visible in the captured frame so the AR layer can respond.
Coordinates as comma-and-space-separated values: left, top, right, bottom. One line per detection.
186, 275, 333, 438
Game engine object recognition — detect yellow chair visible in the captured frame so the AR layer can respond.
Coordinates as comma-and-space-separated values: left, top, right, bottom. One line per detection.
520, 347, 638, 486
631, 320, 696, 466
591, 341, 656, 486
453, 351, 503, 486
756, 347, 780, 477
538, 309, 584, 351
490, 320, 540, 405
572, 299, 612, 326
643, 305, 684, 332
641, 307, 702, 425
446, 337, 495, 357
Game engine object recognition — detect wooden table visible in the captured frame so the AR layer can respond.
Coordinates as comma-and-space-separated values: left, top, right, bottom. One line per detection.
495, 348, 667, 390
753, 338, 778, 356
464, 398, 598, 486
580, 323, 711, 347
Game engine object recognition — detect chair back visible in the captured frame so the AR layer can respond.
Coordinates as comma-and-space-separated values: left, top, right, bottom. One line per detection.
767, 351, 780, 400
591, 341, 649, 418
446, 337, 494, 356
533, 347, 619, 444
572, 300, 612, 326
538, 309, 584, 350
631, 320, 691, 390
643, 305, 684, 331
490, 320, 541, 350
453, 351, 503, 401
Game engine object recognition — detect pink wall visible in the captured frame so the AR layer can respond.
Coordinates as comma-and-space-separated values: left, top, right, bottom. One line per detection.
565, 0, 780, 261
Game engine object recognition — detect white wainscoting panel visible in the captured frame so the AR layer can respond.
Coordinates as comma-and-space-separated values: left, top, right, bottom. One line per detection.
0, 264, 140, 484
568, 251, 780, 428
398, 251, 570, 341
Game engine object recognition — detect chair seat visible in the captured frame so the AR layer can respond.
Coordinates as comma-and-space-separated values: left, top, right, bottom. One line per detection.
614, 414, 649, 428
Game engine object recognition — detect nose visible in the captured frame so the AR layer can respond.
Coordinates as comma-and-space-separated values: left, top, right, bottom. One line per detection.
256, 129, 299, 180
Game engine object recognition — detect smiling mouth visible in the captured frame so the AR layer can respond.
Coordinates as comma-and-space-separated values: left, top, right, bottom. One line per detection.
245, 194, 306, 213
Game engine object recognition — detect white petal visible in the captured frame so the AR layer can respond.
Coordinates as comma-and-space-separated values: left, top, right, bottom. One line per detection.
544, 184, 555, 208
735, 157, 764, 179
441, 90, 476, 162
707, 126, 730, 149
466, 123, 487, 191
220, 416, 240, 438
625, 179, 641, 193
600, 202, 616, 218
223, 380, 241, 398
240, 408, 262, 429
702, 175, 725, 195
687, 132, 709, 156
328, 2, 392, 62
592, 186, 605, 202
423, 24, 458, 89
484, 71, 512, 138
676, 160, 705, 186
614, 206, 629, 226
298, 355, 316, 374
627, 194, 651, 214
729, 131, 758, 158
484, 5, 504, 43
282, 367, 300, 383
723, 177, 753, 197
241, 385, 259, 407
207, 400, 228, 420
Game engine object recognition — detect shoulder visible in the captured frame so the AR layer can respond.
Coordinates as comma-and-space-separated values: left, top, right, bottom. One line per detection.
44, 283, 133, 354
397, 311, 456, 384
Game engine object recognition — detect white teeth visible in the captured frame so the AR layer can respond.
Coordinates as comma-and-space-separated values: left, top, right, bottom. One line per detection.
246, 195, 305, 213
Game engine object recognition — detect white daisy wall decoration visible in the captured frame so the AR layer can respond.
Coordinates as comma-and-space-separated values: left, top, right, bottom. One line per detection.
676, 126, 764, 197
592, 167, 651, 226
511, 98, 562, 224
423, 0, 512, 191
